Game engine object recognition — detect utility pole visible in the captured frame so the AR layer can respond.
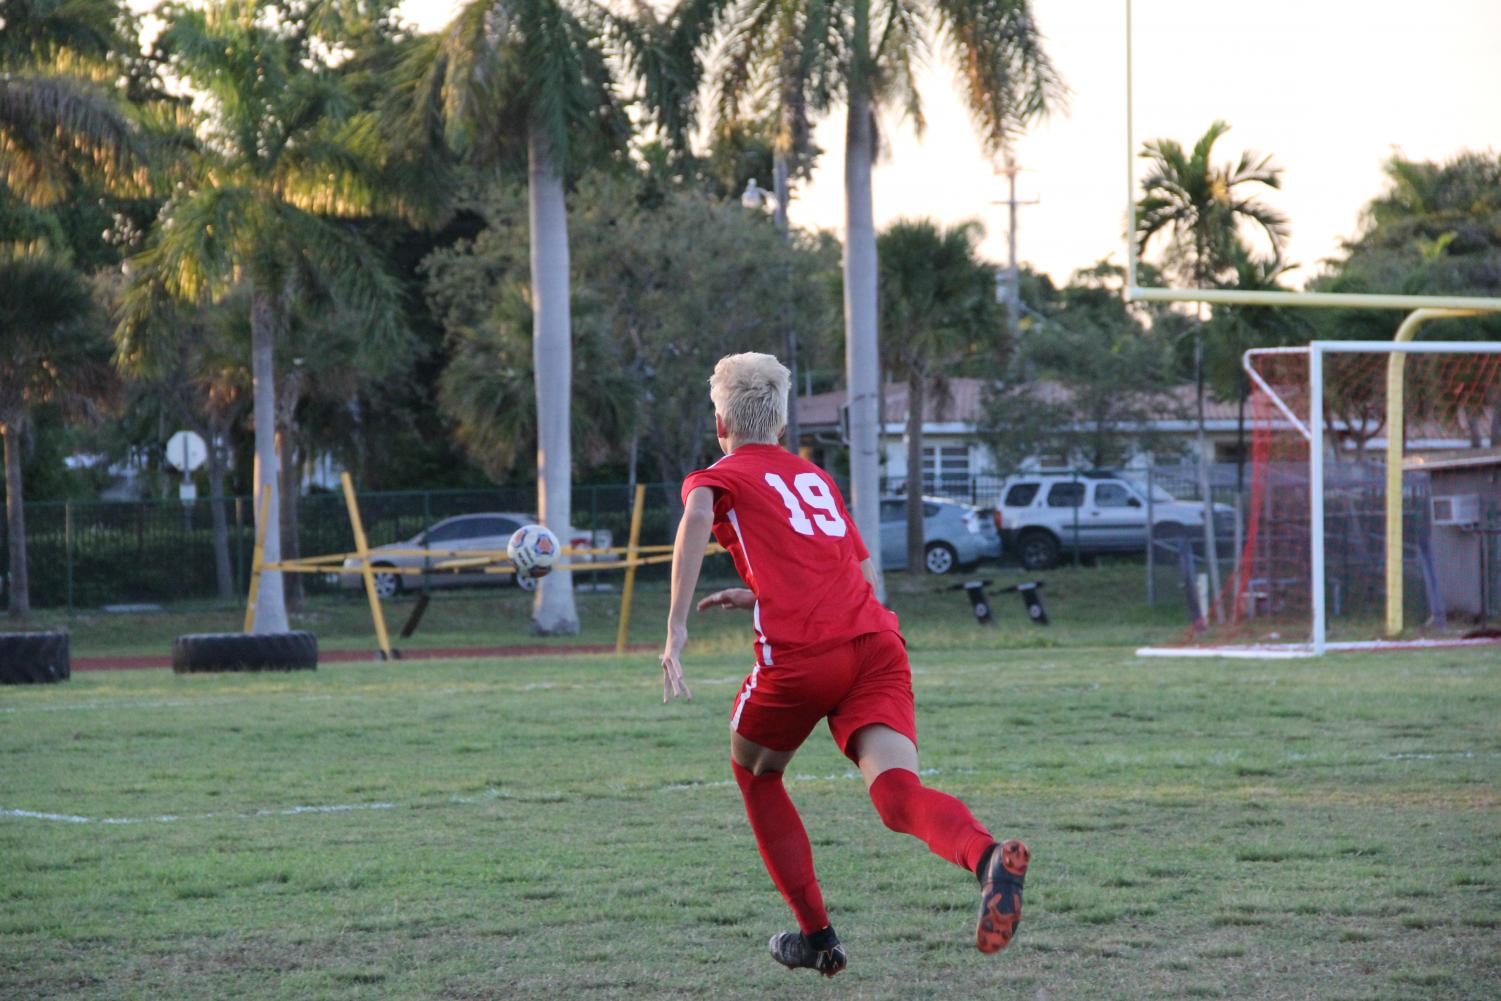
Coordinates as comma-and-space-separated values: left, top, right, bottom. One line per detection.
994, 157, 1040, 337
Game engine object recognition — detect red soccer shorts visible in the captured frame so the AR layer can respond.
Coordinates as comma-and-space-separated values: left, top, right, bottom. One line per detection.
729, 630, 917, 761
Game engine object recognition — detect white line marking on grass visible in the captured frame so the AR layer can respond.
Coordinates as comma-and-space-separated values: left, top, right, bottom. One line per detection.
4, 770, 963, 826
2, 801, 395, 825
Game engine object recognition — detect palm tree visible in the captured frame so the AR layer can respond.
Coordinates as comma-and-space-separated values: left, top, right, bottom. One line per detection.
0, 251, 118, 619
877, 218, 1006, 574
0, 0, 149, 210
392, 0, 627, 635
117, 1, 412, 635
702, 0, 1064, 592
1137, 120, 1288, 614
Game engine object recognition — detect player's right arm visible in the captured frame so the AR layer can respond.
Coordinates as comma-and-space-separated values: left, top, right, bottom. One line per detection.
660, 485, 715, 703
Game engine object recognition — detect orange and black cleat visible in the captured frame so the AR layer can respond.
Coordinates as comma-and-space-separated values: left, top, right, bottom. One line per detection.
976, 839, 1029, 954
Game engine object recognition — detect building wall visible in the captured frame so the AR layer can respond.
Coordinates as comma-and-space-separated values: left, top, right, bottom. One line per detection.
1428, 466, 1501, 618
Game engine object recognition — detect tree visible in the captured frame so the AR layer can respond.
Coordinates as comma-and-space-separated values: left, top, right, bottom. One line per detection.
0, 0, 149, 211
118, 0, 413, 634
1137, 120, 1288, 612
702, 0, 1064, 595
111, 280, 251, 601
1310, 150, 1501, 449
877, 218, 1006, 574
425, 175, 838, 503
980, 261, 1180, 471
0, 252, 117, 619
393, 0, 630, 634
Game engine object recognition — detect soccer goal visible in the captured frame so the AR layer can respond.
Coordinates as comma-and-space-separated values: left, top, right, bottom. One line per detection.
1140, 338, 1501, 658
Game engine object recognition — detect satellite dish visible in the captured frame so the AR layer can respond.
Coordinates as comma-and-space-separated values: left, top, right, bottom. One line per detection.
165, 430, 208, 472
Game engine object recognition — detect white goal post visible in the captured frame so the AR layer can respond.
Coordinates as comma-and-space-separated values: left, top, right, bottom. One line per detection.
1139, 338, 1501, 658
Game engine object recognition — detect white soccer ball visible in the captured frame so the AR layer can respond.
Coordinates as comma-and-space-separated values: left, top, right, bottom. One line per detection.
507, 524, 561, 581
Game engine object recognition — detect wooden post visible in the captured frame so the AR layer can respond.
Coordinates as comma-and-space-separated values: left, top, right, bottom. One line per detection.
615, 484, 647, 655
341, 472, 394, 660
242, 484, 271, 633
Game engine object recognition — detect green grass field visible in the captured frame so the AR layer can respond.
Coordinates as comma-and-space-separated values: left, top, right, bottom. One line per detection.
3, 570, 1499, 999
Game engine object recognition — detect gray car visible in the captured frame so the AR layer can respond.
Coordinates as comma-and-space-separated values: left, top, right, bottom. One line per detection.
335, 513, 612, 598
879, 496, 1002, 574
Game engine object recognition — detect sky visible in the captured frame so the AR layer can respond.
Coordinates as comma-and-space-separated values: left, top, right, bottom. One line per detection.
396, 0, 1499, 289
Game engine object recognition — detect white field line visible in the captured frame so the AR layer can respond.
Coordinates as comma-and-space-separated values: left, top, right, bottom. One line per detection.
0, 677, 752, 716
1, 801, 396, 825
0, 767, 959, 827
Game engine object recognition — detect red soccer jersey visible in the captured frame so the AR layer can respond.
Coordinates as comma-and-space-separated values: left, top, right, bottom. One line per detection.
681, 444, 900, 663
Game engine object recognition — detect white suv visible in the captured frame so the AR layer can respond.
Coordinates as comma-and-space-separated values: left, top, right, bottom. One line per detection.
998, 472, 1232, 570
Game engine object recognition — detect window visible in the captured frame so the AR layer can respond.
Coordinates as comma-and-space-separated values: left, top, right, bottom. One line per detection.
473, 517, 522, 539
425, 519, 475, 543
1094, 483, 1134, 508
1046, 483, 1084, 508
1004, 483, 1040, 507
881, 500, 905, 523
921, 444, 970, 493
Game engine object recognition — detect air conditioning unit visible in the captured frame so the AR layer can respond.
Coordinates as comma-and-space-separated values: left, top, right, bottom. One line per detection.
1431, 494, 1480, 527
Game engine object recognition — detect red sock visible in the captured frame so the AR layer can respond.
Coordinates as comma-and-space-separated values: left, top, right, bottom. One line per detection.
732, 760, 829, 934
868, 768, 994, 873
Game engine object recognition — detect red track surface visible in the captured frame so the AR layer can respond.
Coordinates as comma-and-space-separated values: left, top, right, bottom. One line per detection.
73, 644, 653, 672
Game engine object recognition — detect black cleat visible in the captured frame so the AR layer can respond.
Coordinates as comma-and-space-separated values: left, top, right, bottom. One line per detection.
768, 925, 847, 978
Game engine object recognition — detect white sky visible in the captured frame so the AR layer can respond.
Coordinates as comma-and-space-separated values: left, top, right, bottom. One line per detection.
400, 0, 1499, 289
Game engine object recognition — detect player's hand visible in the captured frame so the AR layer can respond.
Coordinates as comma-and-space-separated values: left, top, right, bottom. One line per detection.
660, 626, 693, 704
696, 587, 755, 612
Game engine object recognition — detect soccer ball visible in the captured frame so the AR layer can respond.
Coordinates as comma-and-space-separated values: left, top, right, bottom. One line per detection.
507, 524, 561, 581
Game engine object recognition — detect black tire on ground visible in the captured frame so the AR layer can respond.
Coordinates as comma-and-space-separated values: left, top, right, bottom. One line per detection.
1018, 530, 1061, 571
0, 631, 70, 684
924, 542, 959, 575
172, 632, 318, 673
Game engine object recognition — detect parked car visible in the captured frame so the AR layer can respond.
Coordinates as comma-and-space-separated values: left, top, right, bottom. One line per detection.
335, 513, 612, 598
997, 472, 1234, 570
879, 496, 1002, 574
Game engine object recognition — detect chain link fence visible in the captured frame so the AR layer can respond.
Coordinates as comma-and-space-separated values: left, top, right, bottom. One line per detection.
3, 466, 1267, 613
1, 481, 709, 612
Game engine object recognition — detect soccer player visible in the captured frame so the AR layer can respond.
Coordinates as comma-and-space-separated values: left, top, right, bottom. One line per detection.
660, 352, 1029, 977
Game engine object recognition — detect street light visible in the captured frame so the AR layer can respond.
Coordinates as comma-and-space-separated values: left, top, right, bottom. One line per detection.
739, 178, 801, 455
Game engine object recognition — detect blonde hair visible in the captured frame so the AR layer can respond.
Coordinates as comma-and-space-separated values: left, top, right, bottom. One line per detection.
709, 352, 789, 443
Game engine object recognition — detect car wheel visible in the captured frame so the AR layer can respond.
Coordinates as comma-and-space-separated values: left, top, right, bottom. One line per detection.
1152, 521, 1186, 541
923, 542, 959, 575
1018, 530, 1060, 571
371, 565, 401, 599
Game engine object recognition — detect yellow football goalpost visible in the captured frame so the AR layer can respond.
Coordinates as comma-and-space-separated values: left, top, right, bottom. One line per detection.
1122, 0, 1501, 653
246, 478, 720, 659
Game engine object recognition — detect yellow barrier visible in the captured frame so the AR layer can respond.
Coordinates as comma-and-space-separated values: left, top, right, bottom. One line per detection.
243, 477, 720, 658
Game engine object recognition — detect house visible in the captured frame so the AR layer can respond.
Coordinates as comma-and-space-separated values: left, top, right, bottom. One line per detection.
1404, 448, 1501, 621
794, 377, 1255, 496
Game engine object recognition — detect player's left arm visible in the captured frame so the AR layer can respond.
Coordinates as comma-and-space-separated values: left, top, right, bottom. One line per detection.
661, 485, 715, 703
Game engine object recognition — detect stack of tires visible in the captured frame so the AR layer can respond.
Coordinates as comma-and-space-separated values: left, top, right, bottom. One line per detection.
172, 632, 318, 673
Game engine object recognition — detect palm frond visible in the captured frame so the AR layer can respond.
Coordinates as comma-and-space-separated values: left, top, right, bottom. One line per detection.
930, 0, 1066, 153
0, 72, 149, 205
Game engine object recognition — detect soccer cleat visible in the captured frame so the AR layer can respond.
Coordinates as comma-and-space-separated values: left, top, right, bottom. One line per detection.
768, 926, 847, 978
976, 839, 1029, 954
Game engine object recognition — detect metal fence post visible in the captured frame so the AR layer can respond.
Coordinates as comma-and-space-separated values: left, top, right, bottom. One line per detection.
1146, 467, 1155, 605
1071, 468, 1081, 566
65, 501, 74, 615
